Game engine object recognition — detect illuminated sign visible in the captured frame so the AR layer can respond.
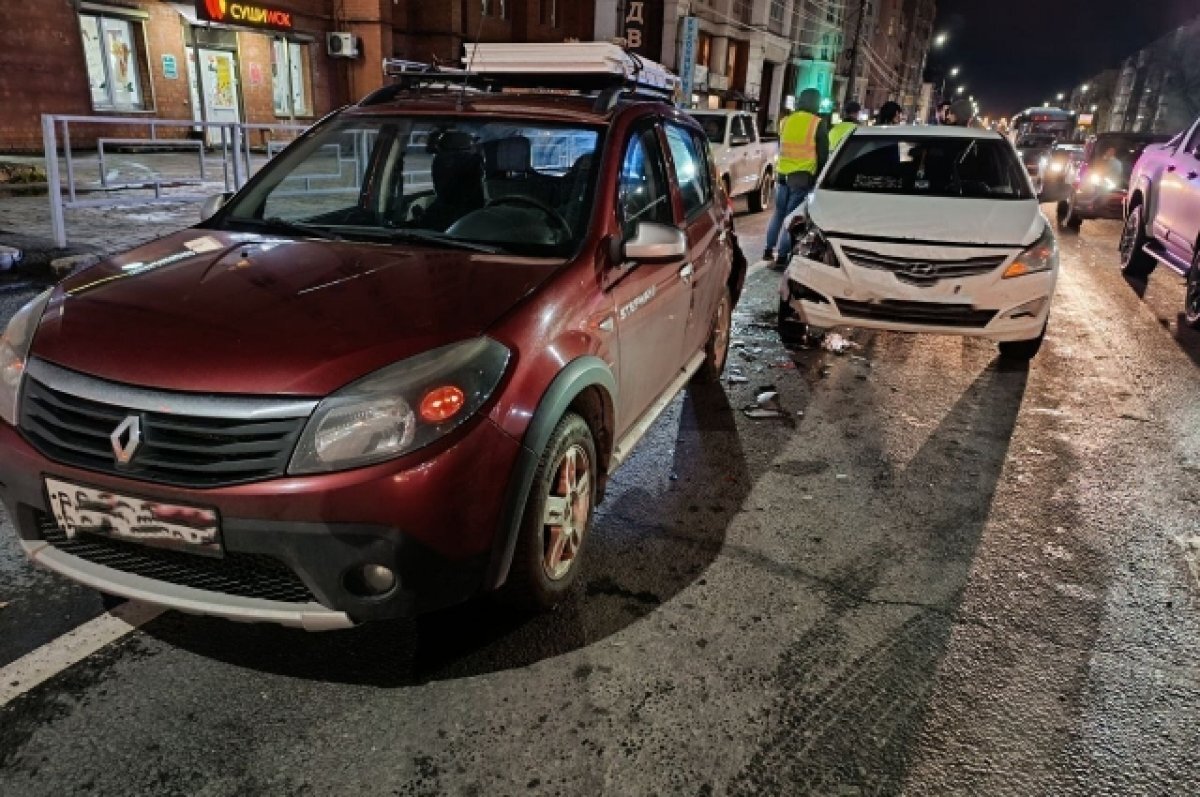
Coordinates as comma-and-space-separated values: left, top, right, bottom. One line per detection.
195, 0, 294, 32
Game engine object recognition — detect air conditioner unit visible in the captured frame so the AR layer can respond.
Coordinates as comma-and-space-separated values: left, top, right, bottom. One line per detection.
327, 32, 360, 59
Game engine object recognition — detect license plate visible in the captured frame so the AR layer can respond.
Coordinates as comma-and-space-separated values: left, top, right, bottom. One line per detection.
45, 477, 222, 557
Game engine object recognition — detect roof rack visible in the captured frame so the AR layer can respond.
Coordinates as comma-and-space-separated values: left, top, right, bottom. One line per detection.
362, 43, 680, 112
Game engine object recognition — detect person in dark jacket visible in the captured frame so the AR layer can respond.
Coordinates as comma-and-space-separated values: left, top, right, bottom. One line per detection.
876, 101, 905, 126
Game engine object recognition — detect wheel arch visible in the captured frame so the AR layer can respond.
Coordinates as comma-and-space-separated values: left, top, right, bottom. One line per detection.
483, 356, 617, 590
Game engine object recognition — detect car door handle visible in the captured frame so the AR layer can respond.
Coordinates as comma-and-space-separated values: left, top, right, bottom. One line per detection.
679, 263, 695, 282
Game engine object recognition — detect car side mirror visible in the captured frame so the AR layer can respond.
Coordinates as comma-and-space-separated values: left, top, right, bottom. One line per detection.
200, 192, 233, 221
623, 222, 687, 265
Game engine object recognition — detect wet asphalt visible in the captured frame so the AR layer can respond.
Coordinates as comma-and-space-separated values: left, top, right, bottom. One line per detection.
1, 209, 1199, 796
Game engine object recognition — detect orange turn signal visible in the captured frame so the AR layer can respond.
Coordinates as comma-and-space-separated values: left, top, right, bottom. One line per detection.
419, 385, 466, 423
1003, 261, 1031, 279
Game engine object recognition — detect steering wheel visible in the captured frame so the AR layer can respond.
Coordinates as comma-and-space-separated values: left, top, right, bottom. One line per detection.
485, 195, 572, 237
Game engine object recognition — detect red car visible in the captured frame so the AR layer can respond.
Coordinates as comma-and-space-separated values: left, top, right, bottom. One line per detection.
0, 69, 744, 629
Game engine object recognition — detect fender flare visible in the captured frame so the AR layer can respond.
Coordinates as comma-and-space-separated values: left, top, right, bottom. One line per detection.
483, 355, 617, 590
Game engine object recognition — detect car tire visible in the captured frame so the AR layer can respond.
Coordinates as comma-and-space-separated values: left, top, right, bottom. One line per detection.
777, 297, 809, 349
504, 412, 597, 611
1057, 194, 1081, 232
1185, 253, 1200, 330
998, 323, 1046, 362
693, 286, 733, 383
748, 171, 771, 214
1119, 205, 1156, 278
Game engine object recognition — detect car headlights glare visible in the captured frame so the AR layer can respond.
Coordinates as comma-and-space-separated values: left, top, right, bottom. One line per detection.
288, 337, 511, 474
0, 288, 53, 427
1003, 223, 1058, 279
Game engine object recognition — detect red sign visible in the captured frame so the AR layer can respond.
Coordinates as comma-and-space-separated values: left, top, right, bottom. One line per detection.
196, 0, 294, 32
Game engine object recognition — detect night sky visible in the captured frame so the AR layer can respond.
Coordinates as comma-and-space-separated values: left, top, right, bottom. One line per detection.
932, 0, 1198, 117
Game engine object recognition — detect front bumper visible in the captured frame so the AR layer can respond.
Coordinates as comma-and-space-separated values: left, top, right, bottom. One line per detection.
781, 245, 1055, 343
0, 416, 522, 626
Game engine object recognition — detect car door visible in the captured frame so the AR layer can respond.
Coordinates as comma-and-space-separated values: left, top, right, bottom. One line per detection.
662, 120, 729, 360
741, 114, 763, 191
1172, 128, 1200, 263
1158, 122, 1200, 260
610, 120, 692, 429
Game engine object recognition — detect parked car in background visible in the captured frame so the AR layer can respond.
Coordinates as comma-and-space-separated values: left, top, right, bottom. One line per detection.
0, 45, 746, 630
779, 126, 1058, 362
1120, 116, 1200, 325
1015, 133, 1058, 193
1057, 132, 1170, 230
1038, 142, 1084, 203
689, 109, 779, 213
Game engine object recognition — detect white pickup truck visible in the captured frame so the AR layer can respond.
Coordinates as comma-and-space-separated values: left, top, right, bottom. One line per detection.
1120, 115, 1200, 325
689, 110, 778, 213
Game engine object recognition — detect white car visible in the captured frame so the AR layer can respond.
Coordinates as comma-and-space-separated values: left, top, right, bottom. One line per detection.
779, 125, 1058, 361
688, 110, 778, 213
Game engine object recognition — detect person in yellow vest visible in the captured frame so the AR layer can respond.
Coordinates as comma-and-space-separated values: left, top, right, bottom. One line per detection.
765, 87, 830, 267
829, 100, 861, 153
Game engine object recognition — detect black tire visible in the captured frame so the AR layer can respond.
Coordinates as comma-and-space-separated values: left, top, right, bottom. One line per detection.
693, 287, 733, 383
1057, 194, 1081, 232
777, 297, 809, 349
1119, 205, 1156, 278
1186, 253, 1200, 329
998, 324, 1046, 362
747, 170, 772, 214
504, 412, 597, 611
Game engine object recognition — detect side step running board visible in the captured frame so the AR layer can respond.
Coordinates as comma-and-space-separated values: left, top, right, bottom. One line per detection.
1142, 244, 1191, 275
609, 351, 705, 472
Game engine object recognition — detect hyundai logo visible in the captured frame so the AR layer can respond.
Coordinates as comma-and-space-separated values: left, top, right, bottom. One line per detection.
110, 415, 142, 465
905, 263, 937, 277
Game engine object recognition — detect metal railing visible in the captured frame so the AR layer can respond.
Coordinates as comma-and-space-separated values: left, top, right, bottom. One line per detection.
41, 114, 309, 247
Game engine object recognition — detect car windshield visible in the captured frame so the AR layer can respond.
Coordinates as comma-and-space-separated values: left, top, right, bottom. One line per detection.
691, 114, 728, 144
822, 135, 1034, 200
217, 115, 603, 258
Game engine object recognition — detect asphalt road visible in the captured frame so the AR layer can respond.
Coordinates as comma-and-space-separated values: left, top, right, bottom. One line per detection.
2, 207, 1199, 796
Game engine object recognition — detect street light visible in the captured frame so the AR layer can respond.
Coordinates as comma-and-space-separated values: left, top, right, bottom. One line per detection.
1056, 92, 1065, 102
934, 32, 949, 47
1081, 84, 1090, 93
1090, 104, 1098, 112
957, 86, 966, 95
950, 66, 961, 78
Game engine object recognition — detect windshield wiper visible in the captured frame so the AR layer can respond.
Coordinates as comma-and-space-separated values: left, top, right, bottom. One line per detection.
249, 217, 343, 241
370, 228, 504, 254
948, 140, 980, 196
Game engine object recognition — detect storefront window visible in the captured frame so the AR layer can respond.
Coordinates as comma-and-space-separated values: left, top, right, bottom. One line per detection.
272, 39, 311, 118
482, 0, 507, 19
79, 12, 149, 110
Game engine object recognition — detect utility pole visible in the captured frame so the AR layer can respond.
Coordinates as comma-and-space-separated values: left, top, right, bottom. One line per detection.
842, 0, 869, 105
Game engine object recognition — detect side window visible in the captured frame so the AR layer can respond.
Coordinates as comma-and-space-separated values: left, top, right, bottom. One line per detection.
729, 115, 747, 142
618, 126, 674, 239
665, 123, 714, 219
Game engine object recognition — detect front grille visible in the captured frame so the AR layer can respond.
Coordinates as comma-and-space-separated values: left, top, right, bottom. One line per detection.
38, 514, 316, 604
20, 375, 309, 488
841, 246, 1009, 286
835, 299, 997, 328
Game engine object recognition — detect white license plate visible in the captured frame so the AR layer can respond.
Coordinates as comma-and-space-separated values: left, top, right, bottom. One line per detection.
45, 477, 222, 557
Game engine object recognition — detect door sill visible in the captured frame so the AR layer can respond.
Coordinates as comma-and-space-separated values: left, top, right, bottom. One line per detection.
609, 350, 706, 472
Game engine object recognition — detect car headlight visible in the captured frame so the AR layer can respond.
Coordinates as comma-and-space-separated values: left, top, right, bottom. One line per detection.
0, 288, 53, 426
1049, 161, 1065, 174
288, 337, 510, 474
1002, 223, 1057, 279
796, 224, 838, 267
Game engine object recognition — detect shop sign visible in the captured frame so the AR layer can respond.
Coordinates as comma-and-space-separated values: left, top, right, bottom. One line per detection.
678, 16, 699, 101
195, 0, 294, 32
161, 54, 178, 80
623, 0, 646, 53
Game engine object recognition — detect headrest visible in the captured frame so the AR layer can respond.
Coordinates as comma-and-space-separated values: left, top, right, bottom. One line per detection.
490, 136, 531, 174
433, 130, 475, 153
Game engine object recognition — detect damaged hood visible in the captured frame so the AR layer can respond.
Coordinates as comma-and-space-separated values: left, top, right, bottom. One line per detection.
32, 229, 557, 396
807, 190, 1044, 248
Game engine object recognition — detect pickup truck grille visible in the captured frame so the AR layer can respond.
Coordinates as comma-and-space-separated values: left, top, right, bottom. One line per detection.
835, 299, 997, 328
841, 247, 1009, 285
19, 360, 316, 488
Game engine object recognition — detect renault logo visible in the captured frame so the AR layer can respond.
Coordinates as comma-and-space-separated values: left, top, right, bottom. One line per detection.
110, 416, 142, 465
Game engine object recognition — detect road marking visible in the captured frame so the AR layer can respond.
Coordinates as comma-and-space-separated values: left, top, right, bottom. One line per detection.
0, 601, 163, 707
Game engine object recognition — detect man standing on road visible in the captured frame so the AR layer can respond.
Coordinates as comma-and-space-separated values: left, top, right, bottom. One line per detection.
945, 99, 977, 127
829, 100, 860, 152
764, 87, 829, 267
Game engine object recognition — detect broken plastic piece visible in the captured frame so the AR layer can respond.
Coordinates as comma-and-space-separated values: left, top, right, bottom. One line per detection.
821, 332, 859, 355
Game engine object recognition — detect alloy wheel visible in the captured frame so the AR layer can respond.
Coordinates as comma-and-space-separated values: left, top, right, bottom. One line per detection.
541, 444, 591, 581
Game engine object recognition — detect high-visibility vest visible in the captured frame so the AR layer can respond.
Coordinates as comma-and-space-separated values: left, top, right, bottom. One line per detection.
829, 121, 857, 152
778, 111, 820, 175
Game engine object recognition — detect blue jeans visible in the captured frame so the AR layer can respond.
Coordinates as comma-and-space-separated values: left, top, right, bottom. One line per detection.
765, 178, 810, 260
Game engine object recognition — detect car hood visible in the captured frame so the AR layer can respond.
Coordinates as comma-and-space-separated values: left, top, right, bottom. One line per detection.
32, 230, 556, 396
808, 190, 1043, 247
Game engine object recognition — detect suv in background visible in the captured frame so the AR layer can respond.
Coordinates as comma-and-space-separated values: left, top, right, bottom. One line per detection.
1120, 116, 1200, 325
1057, 132, 1170, 231
689, 109, 779, 213
0, 46, 746, 630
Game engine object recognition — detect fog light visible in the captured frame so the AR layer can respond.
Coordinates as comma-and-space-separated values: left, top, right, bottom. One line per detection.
1008, 297, 1048, 320
345, 563, 397, 597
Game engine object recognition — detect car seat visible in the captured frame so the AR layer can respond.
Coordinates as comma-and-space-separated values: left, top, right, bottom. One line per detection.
419, 130, 487, 231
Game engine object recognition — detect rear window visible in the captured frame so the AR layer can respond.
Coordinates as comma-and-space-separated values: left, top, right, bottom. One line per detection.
822, 135, 1034, 200
691, 114, 727, 144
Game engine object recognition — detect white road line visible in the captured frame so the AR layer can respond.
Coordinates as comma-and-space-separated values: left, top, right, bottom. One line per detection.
0, 601, 163, 707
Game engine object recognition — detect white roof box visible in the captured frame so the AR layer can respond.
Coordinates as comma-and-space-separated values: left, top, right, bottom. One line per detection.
464, 42, 679, 97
